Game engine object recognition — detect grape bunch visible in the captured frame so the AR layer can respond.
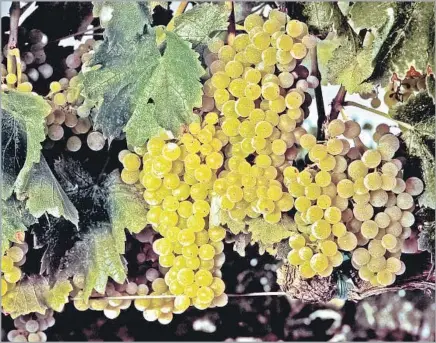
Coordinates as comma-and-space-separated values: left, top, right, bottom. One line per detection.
383, 66, 430, 109
119, 125, 228, 321
6, 310, 54, 342
2, 28, 52, 86
200, 9, 318, 224
2, 238, 28, 299
284, 119, 423, 285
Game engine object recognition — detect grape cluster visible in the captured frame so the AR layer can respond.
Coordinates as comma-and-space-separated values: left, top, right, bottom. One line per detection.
6, 311, 53, 342
2, 239, 28, 299
119, 128, 228, 322
2, 29, 52, 86
382, 67, 428, 109
285, 120, 422, 285
201, 9, 318, 224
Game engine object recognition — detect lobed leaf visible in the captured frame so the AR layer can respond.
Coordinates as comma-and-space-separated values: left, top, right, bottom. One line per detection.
61, 223, 127, 301
1, 198, 36, 255
173, 3, 230, 50
2, 276, 72, 318
104, 170, 148, 254
1, 91, 50, 199
23, 155, 79, 227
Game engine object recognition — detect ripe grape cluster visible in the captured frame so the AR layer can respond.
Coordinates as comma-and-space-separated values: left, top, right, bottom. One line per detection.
118, 128, 228, 322
2, 239, 28, 299
285, 120, 423, 285
200, 9, 318, 224
6, 310, 54, 342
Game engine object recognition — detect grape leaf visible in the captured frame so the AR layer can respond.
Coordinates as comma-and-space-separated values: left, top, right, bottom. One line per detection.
83, 2, 204, 146
303, 2, 357, 39
1, 91, 51, 199
246, 215, 297, 252
417, 220, 435, 258
348, 2, 397, 31
105, 170, 148, 254
317, 34, 342, 86
2, 275, 72, 318
33, 215, 79, 275
61, 223, 127, 301
123, 31, 204, 147
390, 91, 435, 208
173, 3, 230, 50
22, 155, 79, 227
367, 2, 434, 82
325, 38, 373, 94
1, 198, 36, 255
44, 278, 73, 312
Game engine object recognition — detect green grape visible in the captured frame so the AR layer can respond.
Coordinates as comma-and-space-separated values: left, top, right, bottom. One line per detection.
362, 149, 382, 168
317, 194, 332, 209
314, 171, 331, 188
352, 248, 371, 266
381, 233, 397, 250
123, 153, 141, 171
1, 255, 14, 272
309, 144, 328, 161
299, 134, 316, 150
326, 138, 343, 155
305, 184, 321, 201
320, 240, 338, 257
218, 45, 236, 63
3, 266, 22, 283
368, 239, 386, 257
178, 229, 196, 246
336, 179, 354, 198
376, 269, 395, 286
177, 268, 195, 286
294, 196, 311, 212
298, 247, 313, 261
364, 172, 382, 191
211, 71, 231, 89
310, 253, 329, 272
288, 234, 306, 249
348, 161, 368, 180
306, 206, 324, 223
299, 262, 316, 278
208, 37, 224, 53
329, 251, 344, 267
327, 119, 345, 137
324, 206, 341, 224
337, 232, 357, 251
311, 220, 331, 240
199, 244, 215, 260
286, 20, 304, 37
235, 97, 255, 117
353, 203, 374, 221
385, 257, 402, 274
287, 249, 302, 265
361, 220, 379, 239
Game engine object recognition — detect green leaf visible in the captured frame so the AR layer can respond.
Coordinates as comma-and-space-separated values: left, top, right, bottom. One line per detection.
369, 2, 434, 82
426, 74, 435, 102
62, 223, 127, 301
173, 3, 230, 50
390, 92, 435, 138
44, 278, 73, 312
325, 38, 373, 94
84, 2, 204, 146
348, 2, 397, 31
105, 170, 148, 254
21, 155, 79, 227
1, 91, 51, 199
124, 31, 204, 147
246, 215, 297, 251
2, 275, 71, 318
93, 1, 151, 44
1, 198, 36, 255
303, 2, 357, 40
317, 34, 342, 86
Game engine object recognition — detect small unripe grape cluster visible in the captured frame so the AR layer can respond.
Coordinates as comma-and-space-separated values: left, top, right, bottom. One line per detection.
7, 311, 53, 342
201, 9, 318, 224
382, 66, 429, 109
2, 238, 28, 299
285, 120, 422, 285
119, 125, 228, 321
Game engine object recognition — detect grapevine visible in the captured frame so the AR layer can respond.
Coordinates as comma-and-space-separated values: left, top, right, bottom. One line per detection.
1, 1, 435, 341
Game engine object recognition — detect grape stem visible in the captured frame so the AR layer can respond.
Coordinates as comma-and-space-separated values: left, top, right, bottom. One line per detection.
343, 100, 414, 131
226, 1, 236, 45
8, 2, 21, 49
50, 26, 103, 43
310, 46, 327, 141
166, 1, 188, 31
